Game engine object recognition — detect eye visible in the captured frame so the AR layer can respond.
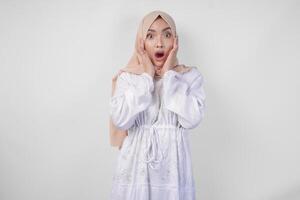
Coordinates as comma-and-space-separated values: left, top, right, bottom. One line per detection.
165, 32, 172, 38
146, 33, 153, 39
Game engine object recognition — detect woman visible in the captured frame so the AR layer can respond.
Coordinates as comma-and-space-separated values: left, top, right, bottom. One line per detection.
109, 10, 206, 200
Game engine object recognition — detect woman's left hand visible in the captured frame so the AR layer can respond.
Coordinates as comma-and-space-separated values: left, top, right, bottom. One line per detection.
160, 35, 178, 76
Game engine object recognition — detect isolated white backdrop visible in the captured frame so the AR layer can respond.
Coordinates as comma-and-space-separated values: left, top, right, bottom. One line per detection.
0, 0, 299, 200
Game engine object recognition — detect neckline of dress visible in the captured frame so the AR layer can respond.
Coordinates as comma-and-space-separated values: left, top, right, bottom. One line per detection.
154, 77, 162, 81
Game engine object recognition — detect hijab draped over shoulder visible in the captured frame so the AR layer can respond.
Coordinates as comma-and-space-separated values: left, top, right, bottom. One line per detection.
109, 10, 192, 149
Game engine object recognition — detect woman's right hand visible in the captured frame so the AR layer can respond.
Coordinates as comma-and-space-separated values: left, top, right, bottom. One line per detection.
136, 38, 155, 77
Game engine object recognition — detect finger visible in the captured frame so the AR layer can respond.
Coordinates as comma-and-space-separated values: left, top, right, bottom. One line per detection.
138, 38, 142, 54
136, 38, 142, 54
145, 54, 153, 65
142, 51, 152, 63
140, 38, 145, 54
143, 52, 151, 63
174, 36, 178, 49
136, 37, 141, 49
136, 50, 143, 63
173, 37, 178, 53
137, 39, 142, 55
141, 39, 145, 51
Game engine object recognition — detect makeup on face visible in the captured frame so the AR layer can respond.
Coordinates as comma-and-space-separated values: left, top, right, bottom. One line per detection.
144, 18, 174, 67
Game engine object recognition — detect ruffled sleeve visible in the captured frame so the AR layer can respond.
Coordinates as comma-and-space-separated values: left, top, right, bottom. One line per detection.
162, 68, 206, 129
110, 72, 154, 130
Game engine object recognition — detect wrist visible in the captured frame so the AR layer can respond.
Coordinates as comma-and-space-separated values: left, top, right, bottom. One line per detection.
161, 68, 170, 77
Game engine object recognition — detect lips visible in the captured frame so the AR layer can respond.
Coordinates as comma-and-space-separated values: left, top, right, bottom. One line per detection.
154, 51, 165, 60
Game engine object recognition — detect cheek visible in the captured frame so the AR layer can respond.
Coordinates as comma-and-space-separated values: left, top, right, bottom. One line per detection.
165, 39, 174, 50
165, 45, 173, 55
144, 41, 154, 55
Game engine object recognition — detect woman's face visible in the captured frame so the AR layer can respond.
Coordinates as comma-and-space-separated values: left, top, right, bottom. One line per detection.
144, 17, 175, 69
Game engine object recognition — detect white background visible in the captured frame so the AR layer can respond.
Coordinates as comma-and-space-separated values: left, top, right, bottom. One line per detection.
0, 0, 300, 199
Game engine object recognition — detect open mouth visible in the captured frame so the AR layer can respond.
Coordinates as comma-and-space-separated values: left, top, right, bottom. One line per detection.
155, 52, 165, 59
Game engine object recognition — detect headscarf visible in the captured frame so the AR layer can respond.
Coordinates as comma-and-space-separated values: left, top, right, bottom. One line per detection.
109, 10, 192, 149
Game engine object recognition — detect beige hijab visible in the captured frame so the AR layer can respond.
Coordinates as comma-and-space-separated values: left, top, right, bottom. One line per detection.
109, 10, 192, 150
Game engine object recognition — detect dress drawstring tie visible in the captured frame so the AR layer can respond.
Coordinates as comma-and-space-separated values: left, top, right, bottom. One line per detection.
143, 126, 165, 170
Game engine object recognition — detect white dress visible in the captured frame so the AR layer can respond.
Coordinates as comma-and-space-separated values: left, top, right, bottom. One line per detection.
109, 67, 206, 200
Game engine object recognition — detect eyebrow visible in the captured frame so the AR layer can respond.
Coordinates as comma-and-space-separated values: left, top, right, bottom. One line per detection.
147, 27, 171, 32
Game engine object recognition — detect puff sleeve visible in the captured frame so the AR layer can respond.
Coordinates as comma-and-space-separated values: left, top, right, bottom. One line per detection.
110, 72, 154, 130
162, 68, 206, 129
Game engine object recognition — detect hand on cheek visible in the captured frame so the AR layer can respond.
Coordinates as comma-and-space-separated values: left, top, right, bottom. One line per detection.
161, 35, 178, 76
136, 38, 155, 77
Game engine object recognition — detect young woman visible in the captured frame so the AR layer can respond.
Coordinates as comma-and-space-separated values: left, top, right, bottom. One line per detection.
109, 10, 206, 200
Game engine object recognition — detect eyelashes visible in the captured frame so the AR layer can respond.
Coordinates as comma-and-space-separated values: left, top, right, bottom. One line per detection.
146, 32, 172, 39
146, 33, 152, 39
165, 32, 172, 38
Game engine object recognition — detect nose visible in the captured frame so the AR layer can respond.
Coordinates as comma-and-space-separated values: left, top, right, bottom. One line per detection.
156, 36, 164, 48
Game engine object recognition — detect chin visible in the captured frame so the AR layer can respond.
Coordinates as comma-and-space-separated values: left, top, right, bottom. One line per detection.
154, 61, 165, 68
